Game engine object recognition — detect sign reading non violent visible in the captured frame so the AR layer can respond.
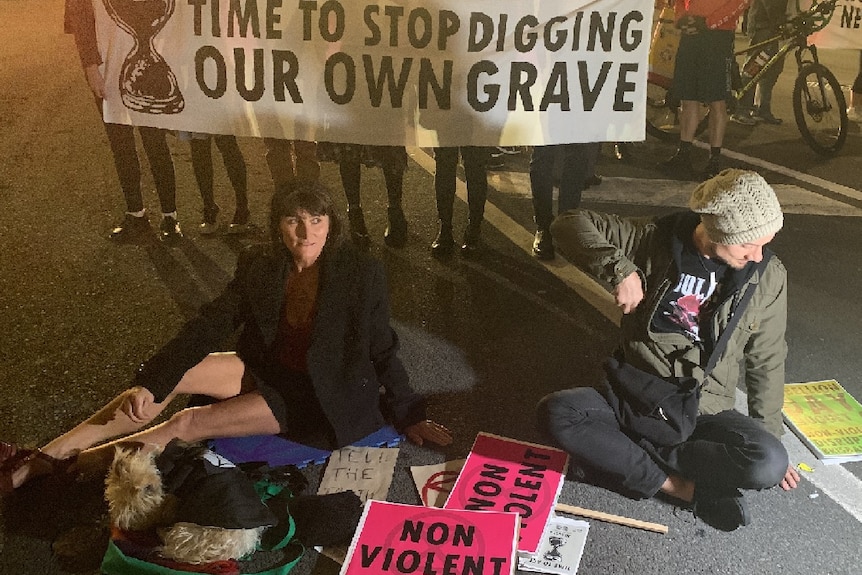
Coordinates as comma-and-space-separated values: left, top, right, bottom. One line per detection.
443, 433, 569, 556
93, 0, 653, 145
341, 500, 519, 575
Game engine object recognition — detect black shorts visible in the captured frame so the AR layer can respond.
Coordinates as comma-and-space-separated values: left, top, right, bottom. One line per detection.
672, 29, 734, 103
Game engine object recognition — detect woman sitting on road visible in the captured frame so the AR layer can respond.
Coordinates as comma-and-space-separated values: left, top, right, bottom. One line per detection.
1, 182, 453, 492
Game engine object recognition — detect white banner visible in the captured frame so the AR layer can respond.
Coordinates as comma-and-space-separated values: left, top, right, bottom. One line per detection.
809, 0, 862, 49
95, 0, 653, 145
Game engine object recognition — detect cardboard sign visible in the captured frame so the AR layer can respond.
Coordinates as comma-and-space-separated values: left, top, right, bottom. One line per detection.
410, 459, 467, 508
341, 500, 520, 575
318, 446, 400, 502
443, 433, 569, 555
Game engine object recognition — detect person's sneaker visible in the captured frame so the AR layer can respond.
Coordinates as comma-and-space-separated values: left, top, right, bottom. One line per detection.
701, 155, 723, 180
159, 215, 183, 244
532, 229, 555, 260
692, 486, 750, 531
847, 107, 862, 123
730, 112, 757, 126
658, 150, 692, 175
109, 213, 151, 242
199, 204, 220, 235
226, 208, 252, 235
754, 112, 782, 125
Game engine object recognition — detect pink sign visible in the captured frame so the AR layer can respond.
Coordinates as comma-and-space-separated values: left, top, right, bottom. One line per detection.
341, 500, 519, 575
444, 433, 569, 555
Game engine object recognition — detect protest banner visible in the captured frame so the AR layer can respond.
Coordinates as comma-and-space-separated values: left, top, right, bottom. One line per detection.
92, 0, 654, 145
341, 500, 519, 575
443, 433, 568, 556
809, 0, 862, 49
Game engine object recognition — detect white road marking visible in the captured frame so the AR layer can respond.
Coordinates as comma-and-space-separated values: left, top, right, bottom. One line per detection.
408, 145, 862, 524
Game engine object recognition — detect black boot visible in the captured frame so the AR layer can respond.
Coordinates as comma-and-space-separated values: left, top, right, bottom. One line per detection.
532, 228, 555, 260
431, 220, 454, 258
348, 207, 371, 251
461, 219, 482, 256
383, 206, 408, 248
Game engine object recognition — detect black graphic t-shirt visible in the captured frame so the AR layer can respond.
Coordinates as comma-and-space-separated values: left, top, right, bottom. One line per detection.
652, 243, 729, 343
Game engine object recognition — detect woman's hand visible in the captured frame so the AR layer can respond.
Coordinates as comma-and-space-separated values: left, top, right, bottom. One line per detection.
405, 420, 454, 447
779, 464, 801, 490
120, 387, 158, 425
84, 64, 105, 99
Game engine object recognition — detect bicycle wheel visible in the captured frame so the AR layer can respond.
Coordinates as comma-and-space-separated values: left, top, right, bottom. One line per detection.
645, 79, 710, 141
793, 63, 848, 156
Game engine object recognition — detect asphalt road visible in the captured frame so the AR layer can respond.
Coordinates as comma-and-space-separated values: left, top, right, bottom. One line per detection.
2, 1, 861, 574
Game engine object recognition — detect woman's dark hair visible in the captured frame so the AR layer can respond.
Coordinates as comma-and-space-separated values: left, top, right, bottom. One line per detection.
269, 180, 344, 255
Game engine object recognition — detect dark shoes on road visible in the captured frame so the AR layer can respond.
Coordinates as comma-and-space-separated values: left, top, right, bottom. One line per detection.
692, 485, 750, 532
159, 215, 183, 244
659, 150, 693, 176
109, 213, 151, 242
384, 207, 408, 248
532, 229, 555, 260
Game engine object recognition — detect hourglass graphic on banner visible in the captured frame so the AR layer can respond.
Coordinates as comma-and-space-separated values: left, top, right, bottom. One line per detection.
101, 0, 185, 114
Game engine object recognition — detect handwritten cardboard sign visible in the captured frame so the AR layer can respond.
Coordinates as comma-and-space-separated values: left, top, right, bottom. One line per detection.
443, 433, 569, 555
318, 446, 400, 502
341, 500, 519, 575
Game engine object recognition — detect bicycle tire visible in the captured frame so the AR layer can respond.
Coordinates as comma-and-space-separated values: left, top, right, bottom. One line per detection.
792, 63, 848, 156
644, 79, 709, 141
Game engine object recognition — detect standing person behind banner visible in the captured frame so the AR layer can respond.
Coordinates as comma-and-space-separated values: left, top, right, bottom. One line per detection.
529, 143, 600, 260
731, 0, 788, 126
537, 169, 800, 532
431, 146, 490, 258
337, 145, 409, 251
263, 138, 321, 193
660, 0, 749, 180
64, 0, 183, 244
180, 132, 251, 235
848, 51, 862, 123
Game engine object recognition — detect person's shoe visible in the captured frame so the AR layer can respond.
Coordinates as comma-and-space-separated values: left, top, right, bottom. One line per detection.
846, 107, 862, 123
585, 173, 603, 188
755, 112, 782, 125
431, 221, 455, 258
199, 204, 220, 235
701, 155, 723, 180
383, 206, 408, 248
658, 150, 692, 175
532, 229, 555, 260
730, 112, 757, 126
159, 215, 183, 244
347, 207, 371, 251
692, 486, 750, 531
226, 207, 252, 234
109, 213, 151, 242
461, 219, 482, 256
614, 142, 632, 162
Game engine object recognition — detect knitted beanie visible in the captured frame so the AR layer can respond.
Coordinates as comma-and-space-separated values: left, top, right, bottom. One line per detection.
689, 168, 783, 245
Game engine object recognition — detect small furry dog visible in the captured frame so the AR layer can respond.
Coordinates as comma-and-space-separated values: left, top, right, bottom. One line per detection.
105, 444, 267, 564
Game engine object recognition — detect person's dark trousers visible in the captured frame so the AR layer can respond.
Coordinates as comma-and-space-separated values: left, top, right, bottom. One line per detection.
536, 387, 789, 499
339, 145, 406, 209
434, 146, 488, 224
103, 122, 177, 213
190, 135, 248, 213
529, 143, 591, 230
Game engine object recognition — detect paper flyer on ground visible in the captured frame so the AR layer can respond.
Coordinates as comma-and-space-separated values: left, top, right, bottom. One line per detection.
518, 515, 590, 575
410, 459, 467, 508
340, 500, 520, 575
443, 432, 569, 555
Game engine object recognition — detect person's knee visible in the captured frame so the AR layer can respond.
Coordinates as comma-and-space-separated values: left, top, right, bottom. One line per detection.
743, 435, 789, 489
536, 389, 590, 440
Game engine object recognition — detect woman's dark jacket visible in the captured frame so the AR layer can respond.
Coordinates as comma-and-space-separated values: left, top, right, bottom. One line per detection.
134, 243, 426, 448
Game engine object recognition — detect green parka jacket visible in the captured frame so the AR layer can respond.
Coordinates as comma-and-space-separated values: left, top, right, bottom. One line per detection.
551, 208, 788, 438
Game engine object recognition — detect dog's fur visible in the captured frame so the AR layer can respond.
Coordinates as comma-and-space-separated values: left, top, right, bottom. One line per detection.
105, 445, 264, 564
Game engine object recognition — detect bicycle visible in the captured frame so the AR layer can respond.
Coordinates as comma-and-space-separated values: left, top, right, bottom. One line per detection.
645, 0, 848, 156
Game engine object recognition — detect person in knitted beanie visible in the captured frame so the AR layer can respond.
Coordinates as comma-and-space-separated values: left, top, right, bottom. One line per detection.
542, 169, 799, 533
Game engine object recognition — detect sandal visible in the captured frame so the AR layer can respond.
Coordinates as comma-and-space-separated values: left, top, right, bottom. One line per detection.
0, 448, 77, 494
0, 441, 22, 465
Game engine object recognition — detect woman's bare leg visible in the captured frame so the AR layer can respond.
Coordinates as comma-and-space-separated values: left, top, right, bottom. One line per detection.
8, 352, 247, 489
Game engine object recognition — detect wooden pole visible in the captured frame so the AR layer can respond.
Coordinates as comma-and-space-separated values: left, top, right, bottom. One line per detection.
555, 503, 669, 534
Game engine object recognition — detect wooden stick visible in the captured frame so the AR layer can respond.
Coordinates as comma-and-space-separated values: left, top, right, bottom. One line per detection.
555, 503, 669, 534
